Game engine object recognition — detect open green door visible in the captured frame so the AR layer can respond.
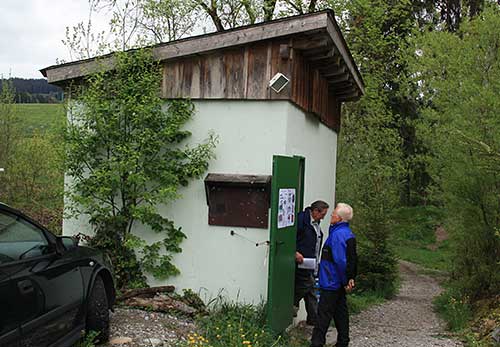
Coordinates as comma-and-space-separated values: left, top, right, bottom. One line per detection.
266, 155, 304, 333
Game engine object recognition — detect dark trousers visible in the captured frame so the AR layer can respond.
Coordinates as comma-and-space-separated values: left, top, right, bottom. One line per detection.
294, 270, 318, 325
310, 288, 349, 347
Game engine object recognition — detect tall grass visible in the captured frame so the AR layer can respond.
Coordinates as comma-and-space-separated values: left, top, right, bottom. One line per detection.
433, 287, 472, 332
177, 299, 308, 347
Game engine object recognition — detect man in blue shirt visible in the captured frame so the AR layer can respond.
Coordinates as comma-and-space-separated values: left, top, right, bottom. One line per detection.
311, 203, 357, 347
294, 200, 329, 326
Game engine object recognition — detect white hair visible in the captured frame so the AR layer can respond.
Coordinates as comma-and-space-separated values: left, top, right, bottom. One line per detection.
336, 203, 353, 221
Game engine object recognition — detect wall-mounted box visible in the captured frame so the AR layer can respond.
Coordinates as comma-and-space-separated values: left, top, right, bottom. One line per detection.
204, 174, 271, 229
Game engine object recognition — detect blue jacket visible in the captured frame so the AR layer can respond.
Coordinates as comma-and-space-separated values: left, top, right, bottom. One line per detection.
296, 208, 323, 259
318, 222, 357, 290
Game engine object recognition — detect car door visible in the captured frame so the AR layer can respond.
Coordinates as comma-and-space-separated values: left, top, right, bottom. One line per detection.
0, 265, 21, 346
0, 207, 84, 346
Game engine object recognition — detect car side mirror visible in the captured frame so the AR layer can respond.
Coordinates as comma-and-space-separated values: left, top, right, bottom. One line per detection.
56, 236, 79, 254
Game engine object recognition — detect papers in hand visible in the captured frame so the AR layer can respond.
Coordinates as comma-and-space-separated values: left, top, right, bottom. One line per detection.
298, 257, 316, 270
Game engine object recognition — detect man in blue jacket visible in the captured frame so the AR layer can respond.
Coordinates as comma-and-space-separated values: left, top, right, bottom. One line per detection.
311, 203, 357, 347
294, 200, 329, 326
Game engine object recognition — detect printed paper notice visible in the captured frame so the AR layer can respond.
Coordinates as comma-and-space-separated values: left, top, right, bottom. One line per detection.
278, 188, 296, 229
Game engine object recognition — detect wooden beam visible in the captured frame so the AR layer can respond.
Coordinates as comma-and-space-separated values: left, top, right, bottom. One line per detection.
306, 48, 337, 62
326, 13, 364, 95
292, 37, 330, 50
323, 65, 347, 78
43, 12, 331, 83
337, 93, 361, 101
327, 74, 350, 84
302, 45, 334, 59
334, 87, 358, 96
315, 66, 341, 77
309, 59, 341, 72
331, 86, 354, 94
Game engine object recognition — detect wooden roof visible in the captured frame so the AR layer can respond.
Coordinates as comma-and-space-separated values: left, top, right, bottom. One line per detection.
41, 11, 364, 101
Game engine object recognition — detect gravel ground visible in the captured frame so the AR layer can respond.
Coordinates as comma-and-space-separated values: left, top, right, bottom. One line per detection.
102, 308, 196, 347
103, 260, 463, 347
324, 260, 463, 347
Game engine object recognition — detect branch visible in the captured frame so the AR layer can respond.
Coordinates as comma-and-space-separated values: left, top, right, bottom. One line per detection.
197, 0, 225, 31
242, 0, 257, 24
263, 0, 278, 21
308, 0, 318, 13
283, 0, 303, 15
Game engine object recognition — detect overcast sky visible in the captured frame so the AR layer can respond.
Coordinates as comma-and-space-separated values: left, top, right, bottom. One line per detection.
0, 0, 107, 79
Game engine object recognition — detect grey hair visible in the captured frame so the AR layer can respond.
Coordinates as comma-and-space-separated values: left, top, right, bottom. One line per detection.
310, 200, 329, 212
336, 202, 353, 221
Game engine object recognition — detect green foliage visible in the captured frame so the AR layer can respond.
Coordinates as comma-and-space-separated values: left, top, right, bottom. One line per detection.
3, 133, 64, 231
179, 300, 306, 347
65, 48, 217, 289
181, 288, 207, 313
434, 287, 472, 332
412, 6, 500, 300
77, 330, 99, 347
395, 241, 452, 272
0, 79, 20, 169
0, 81, 64, 233
332, 0, 414, 298
391, 206, 442, 243
391, 206, 452, 271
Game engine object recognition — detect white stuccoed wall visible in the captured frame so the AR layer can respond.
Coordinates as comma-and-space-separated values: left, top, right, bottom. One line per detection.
63, 99, 338, 307
149, 100, 288, 304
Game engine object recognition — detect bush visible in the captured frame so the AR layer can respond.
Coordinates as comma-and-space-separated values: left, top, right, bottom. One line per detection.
434, 287, 472, 332
414, 7, 500, 301
391, 206, 443, 243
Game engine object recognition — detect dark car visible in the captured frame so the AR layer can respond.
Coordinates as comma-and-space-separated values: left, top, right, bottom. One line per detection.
0, 203, 115, 347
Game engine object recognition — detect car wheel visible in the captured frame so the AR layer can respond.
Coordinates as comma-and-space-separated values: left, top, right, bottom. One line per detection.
86, 275, 110, 343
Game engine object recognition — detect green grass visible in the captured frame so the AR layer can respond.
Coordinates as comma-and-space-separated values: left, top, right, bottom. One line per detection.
180, 300, 308, 347
395, 240, 452, 271
348, 291, 385, 314
391, 206, 452, 272
391, 205, 443, 243
14, 103, 65, 135
434, 287, 472, 332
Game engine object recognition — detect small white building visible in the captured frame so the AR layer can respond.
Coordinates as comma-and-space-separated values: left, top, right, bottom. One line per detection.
42, 10, 363, 331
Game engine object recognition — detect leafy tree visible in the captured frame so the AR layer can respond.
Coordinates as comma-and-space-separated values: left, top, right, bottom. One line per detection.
140, 0, 199, 42
195, 0, 324, 30
326, 0, 421, 296
65, 49, 216, 288
412, 6, 500, 299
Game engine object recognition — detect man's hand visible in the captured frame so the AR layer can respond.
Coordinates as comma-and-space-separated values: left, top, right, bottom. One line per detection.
295, 251, 304, 264
344, 279, 355, 293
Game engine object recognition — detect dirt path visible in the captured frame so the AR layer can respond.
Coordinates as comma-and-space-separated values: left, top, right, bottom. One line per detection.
325, 261, 463, 347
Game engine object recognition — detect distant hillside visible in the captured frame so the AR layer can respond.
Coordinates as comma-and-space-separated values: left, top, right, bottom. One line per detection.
0, 78, 63, 103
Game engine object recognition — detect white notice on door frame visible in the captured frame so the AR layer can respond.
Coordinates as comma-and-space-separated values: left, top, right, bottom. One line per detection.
277, 188, 296, 229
